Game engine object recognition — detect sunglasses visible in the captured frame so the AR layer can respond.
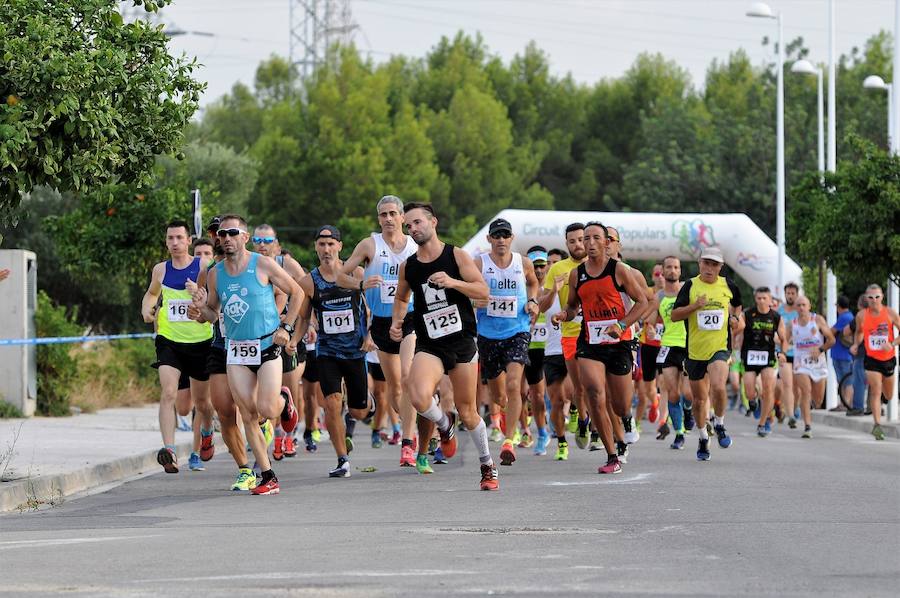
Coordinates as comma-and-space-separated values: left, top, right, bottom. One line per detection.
867, 294, 882, 300
252, 236, 276, 244
216, 228, 245, 238
490, 231, 512, 239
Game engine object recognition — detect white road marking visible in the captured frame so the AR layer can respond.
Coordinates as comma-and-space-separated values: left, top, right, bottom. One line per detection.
545, 472, 654, 486
0, 535, 159, 550
131, 570, 478, 583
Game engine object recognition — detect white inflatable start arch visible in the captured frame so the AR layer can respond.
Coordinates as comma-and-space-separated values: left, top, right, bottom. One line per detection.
462, 209, 801, 292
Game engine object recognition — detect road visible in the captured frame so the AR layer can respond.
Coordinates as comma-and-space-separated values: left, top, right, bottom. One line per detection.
2, 414, 898, 597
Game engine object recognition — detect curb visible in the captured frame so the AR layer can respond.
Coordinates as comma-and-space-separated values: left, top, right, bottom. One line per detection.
0, 440, 205, 514
810, 410, 900, 439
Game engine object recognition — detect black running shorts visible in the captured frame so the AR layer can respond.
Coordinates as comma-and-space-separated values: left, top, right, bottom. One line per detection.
317, 355, 368, 409
370, 314, 415, 355
153, 336, 210, 382
524, 348, 545, 385
575, 341, 633, 376
477, 332, 531, 381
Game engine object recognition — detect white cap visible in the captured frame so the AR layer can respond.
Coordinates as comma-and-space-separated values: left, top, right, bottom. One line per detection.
699, 246, 724, 264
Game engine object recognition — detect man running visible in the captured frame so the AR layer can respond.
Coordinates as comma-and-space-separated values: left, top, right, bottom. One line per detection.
473, 218, 540, 467
289, 225, 373, 478
777, 282, 800, 428
523, 246, 551, 455
191, 214, 301, 495
141, 220, 215, 474
671, 246, 743, 461
636, 263, 665, 431
784, 295, 835, 438
740, 287, 788, 437
552, 222, 648, 474
336, 195, 419, 467
850, 284, 900, 440
389, 202, 499, 490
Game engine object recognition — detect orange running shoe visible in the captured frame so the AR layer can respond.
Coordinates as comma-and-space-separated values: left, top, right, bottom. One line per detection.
479, 463, 499, 491
499, 440, 516, 466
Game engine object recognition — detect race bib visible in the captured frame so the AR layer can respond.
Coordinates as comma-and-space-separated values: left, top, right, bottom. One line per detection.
587, 320, 618, 345
531, 322, 548, 342
746, 350, 769, 366
167, 299, 192, 323
227, 339, 261, 366
380, 281, 398, 304
697, 309, 724, 331
868, 334, 890, 352
800, 354, 823, 369
655, 323, 664, 339
423, 305, 463, 339
487, 295, 518, 318
322, 309, 354, 335
656, 345, 671, 364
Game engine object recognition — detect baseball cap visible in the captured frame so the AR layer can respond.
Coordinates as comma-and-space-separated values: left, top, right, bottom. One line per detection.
488, 218, 513, 235
699, 246, 725, 264
315, 225, 342, 241
527, 250, 548, 264
206, 215, 222, 232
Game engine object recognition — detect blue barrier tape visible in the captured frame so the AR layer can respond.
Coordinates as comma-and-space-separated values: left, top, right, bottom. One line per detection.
0, 333, 155, 347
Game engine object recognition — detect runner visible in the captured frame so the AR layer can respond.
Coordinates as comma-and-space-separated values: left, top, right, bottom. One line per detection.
784, 295, 835, 438
671, 246, 743, 461
288, 225, 373, 478
740, 287, 788, 437
472, 219, 540, 467
777, 282, 800, 428
636, 263, 665, 430
336, 195, 419, 467
141, 220, 215, 474
190, 214, 302, 495
552, 222, 648, 474
539, 223, 590, 449
389, 202, 499, 490
850, 284, 900, 440
542, 276, 573, 460
523, 246, 551, 456
186, 239, 216, 470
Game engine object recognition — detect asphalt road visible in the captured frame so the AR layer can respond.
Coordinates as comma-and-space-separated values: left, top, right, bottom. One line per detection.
2, 413, 898, 597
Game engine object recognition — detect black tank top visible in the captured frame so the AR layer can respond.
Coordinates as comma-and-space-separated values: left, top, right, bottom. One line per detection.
741, 307, 781, 356
406, 243, 477, 342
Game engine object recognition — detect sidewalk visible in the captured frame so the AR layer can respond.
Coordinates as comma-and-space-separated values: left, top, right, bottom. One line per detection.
810, 408, 900, 439
0, 405, 203, 513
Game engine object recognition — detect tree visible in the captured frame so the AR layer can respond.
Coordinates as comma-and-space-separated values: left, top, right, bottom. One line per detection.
0, 0, 204, 220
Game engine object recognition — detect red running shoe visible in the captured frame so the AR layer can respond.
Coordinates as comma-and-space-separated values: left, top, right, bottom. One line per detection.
250, 476, 280, 495
598, 456, 622, 474
388, 431, 401, 445
272, 437, 284, 461
438, 412, 458, 459
499, 440, 516, 466
479, 463, 499, 491
199, 433, 215, 462
400, 445, 416, 467
283, 435, 297, 457
157, 447, 178, 474
280, 387, 299, 433
648, 395, 659, 424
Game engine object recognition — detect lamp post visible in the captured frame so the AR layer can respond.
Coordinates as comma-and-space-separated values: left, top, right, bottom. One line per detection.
863, 75, 895, 151
747, 2, 785, 295
791, 60, 825, 174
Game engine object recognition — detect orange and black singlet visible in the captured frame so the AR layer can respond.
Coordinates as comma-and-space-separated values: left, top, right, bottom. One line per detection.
575, 258, 634, 347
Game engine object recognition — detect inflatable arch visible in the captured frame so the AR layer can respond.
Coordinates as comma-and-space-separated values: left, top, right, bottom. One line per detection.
462, 209, 801, 292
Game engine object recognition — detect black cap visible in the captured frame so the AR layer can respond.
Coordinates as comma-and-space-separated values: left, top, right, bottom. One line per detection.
489, 218, 513, 235
315, 225, 342, 241
206, 215, 222, 232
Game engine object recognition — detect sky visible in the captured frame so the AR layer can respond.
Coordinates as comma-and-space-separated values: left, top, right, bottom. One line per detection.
151, 0, 895, 110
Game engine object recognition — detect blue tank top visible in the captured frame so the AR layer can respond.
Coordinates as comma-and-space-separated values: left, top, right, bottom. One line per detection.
778, 305, 799, 357
364, 232, 417, 318
215, 253, 280, 351
476, 252, 531, 340
311, 267, 367, 359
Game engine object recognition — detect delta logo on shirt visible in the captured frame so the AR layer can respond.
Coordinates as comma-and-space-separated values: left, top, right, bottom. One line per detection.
223, 293, 250, 324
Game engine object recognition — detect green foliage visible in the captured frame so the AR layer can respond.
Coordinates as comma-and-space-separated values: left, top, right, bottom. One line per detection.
72, 338, 158, 412
0, 0, 204, 220
0, 401, 24, 419
34, 291, 81, 416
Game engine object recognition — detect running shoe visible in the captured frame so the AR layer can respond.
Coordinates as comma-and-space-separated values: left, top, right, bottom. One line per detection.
801, 425, 812, 439
757, 425, 768, 437
635, 420, 643, 434
511, 429, 522, 446
714, 424, 732, 448
283, 435, 297, 457
280, 387, 299, 433
656, 422, 670, 440
231, 468, 257, 491
312, 428, 322, 443
400, 444, 416, 467
273, 437, 284, 461
616, 441, 628, 464
764, 421, 772, 434
199, 432, 215, 461
329, 457, 351, 478
753, 400, 761, 419
696, 438, 711, 461
388, 430, 401, 445
575, 420, 590, 449
623, 416, 639, 444
872, 424, 885, 441
251, 476, 280, 495
534, 433, 549, 456
188, 452, 204, 471
433, 447, 448, 464
416, 454, 434, 474
793, 407, 801, 420
598, 456, 621, 474
518, 432, 534, 449
345, 436, 354, 454
372, 430, 383, 449
438, 412, 458, 459
648, 397, 659, 424
305, 434, 318, 453
683, 408, 695, 431
554, 441, 569, 461
746, 400, 757, 418
788, 417, 797, 430
157, 447, 178, 474
427, 437, 439, 456
567, 408, 579, 433
670, 434, 685, 450
588, 439, 603, 451
500, 440, 517, 466
489, 426, 504, 443
774, 402, 784, 422
261, 420, 274, 447
479, 463, 499, 491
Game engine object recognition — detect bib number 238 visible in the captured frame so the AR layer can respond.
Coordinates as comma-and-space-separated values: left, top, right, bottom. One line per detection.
424, 305, 462, 339
227, 339, 261, 366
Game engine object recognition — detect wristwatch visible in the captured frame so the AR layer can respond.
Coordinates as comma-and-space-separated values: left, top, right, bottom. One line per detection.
528, 298, 539, 306
280, 322, 295, 334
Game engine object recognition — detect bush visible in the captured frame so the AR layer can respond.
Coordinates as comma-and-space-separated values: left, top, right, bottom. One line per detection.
0, 401, 24, 419
71, 339, 159, 412
34, 291, 81, 416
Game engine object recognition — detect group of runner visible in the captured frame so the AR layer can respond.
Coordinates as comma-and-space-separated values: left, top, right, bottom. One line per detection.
142, 197, 900, 494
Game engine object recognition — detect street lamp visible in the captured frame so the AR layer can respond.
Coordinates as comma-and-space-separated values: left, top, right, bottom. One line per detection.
791, 59, 825, 173
747, 2, 786, 295
863, 75, 896, 153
